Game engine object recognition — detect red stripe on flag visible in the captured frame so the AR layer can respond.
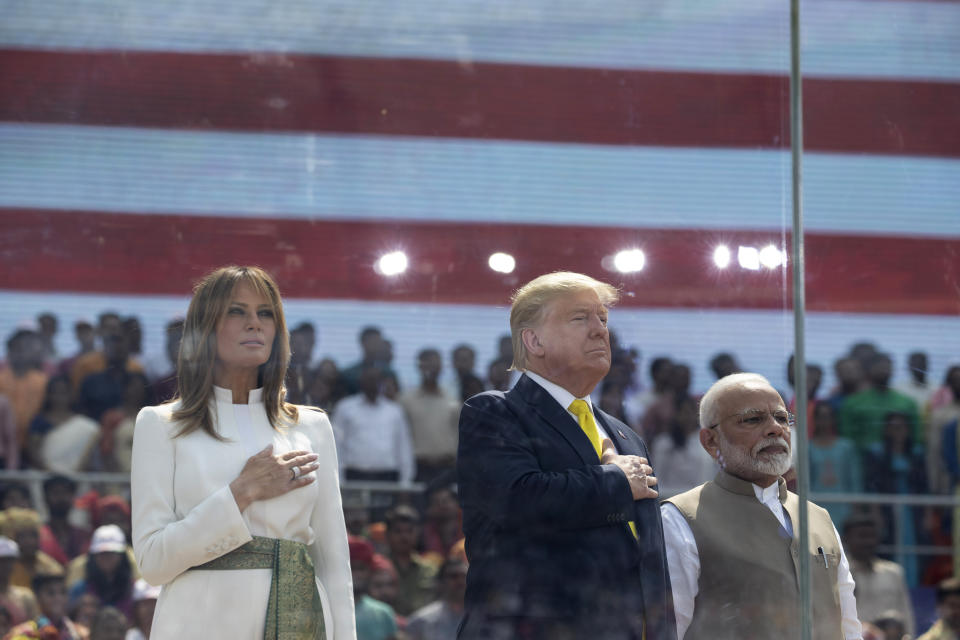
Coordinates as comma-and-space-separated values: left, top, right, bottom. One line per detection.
2, 208, 958, 314
1, 50, 958, 157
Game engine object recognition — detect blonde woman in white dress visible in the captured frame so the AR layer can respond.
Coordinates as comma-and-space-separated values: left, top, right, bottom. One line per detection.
131, 266, 355, 639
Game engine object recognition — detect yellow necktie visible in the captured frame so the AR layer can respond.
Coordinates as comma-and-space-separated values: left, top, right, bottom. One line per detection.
569, 399, 603, 459
568, 400, 638, 539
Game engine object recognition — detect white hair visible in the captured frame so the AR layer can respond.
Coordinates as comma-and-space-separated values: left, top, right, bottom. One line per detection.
698, 372, 774, 429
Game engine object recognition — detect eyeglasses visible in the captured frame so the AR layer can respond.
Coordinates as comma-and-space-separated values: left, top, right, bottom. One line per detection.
708, 409, 795, 430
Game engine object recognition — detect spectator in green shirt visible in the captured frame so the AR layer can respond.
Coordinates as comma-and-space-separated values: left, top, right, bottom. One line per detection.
839, 353, 921, 451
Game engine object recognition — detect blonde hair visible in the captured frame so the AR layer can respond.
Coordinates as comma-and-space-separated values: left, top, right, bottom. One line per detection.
171, 266, 297, 439
698, 372, 773, 429
509, 272, 619, 371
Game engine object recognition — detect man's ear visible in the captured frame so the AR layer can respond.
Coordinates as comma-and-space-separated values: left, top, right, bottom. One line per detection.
521, 327, 545, 358
700, 427, 719, 460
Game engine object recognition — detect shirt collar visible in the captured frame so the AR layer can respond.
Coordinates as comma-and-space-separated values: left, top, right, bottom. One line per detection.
753, 481, 782, 506
715, 470, 787, 504
525, 371, 594, 414
213, 385, 264, 404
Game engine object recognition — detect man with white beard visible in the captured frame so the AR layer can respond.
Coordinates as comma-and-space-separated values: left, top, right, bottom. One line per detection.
661, 373, 863, 640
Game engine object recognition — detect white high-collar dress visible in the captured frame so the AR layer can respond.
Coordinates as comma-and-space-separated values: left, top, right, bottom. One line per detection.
131, 386, 356, 639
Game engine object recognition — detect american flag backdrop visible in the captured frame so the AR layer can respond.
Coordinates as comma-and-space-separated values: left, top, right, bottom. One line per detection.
0, 0, 958, 392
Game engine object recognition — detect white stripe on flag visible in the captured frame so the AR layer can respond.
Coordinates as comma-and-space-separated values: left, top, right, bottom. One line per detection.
1, 0, 958, 80
1, 124, 958, 236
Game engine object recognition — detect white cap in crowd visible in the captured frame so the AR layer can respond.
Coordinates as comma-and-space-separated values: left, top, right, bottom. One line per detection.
89, 525, 127, 554
132, 578, 161, 602
0, 537, 19, 558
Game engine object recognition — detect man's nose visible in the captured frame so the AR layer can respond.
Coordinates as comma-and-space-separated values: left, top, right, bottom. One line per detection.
764, 414, 788, 437
588, 314, 607, 334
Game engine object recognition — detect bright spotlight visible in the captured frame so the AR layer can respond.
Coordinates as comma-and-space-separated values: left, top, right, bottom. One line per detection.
759, 244, 785, 269
613, 249, 645, 273
488, 252, 516, 274
737, 246, 760, 271
713, 245, 731, 269
376, 251, 408, 276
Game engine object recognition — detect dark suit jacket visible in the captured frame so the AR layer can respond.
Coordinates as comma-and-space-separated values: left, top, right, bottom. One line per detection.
457, 374, 676, 640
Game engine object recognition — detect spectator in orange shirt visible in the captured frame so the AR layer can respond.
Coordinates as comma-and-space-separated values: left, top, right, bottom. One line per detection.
0, 329, 49, 454
68, 314, 142, 392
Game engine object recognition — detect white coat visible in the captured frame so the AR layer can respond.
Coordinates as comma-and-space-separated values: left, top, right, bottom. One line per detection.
131, 386, 356, 639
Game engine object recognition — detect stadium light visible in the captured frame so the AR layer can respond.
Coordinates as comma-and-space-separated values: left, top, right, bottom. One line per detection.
737, 246, 761, 271
613, 249, 645, 273
375, 251, 408, 276
713, 245, 732, 269
488, 252, 516, 274
759, 244, 786, 269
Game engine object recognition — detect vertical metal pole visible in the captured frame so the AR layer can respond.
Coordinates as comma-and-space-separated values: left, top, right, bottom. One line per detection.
894, 504, 906, 572
790, 1, 812, 639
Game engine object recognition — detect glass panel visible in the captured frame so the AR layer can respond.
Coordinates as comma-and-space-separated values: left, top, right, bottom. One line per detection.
800, 2, 960, 636
1, 1, 954, 638
0, 0, 790, 631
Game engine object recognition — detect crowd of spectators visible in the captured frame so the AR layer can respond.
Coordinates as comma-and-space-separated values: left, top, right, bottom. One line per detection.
0, 475, 156, 639
0, 311, 957, 638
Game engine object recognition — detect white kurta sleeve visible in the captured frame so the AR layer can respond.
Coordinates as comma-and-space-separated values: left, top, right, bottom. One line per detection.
660, 502, 700, 640
304, 411, 357, 640
131, 406, 253, 586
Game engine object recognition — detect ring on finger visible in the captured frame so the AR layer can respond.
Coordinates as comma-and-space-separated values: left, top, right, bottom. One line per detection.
291, 466, 301, 481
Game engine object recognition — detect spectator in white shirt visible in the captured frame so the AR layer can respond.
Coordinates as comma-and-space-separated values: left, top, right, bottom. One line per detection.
844, 514, 915, 637
332, 365, 415, 484
894, 351, 934, 416
398, 349, 460, 484
649, 397, 716, 498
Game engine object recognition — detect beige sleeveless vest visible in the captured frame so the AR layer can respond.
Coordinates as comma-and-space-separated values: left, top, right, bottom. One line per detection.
665, 471, 844, 640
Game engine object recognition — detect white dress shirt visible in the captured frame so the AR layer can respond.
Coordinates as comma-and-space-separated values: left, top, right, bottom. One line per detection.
331, 393, 415, 483
661, 481, 862, 640
525, 371, 611, 441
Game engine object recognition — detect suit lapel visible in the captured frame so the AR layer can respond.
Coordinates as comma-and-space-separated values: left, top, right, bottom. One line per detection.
510, 375, 600, 466
595, 410, 642, 457
596, 409, 662, 547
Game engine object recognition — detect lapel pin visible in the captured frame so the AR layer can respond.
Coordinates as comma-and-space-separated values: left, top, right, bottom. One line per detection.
618, 429, 626, 439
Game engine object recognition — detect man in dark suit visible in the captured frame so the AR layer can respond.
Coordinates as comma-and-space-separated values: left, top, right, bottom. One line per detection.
457, 272, 676, 640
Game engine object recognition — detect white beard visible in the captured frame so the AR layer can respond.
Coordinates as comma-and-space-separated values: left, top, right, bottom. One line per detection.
717, 432, 791, 479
